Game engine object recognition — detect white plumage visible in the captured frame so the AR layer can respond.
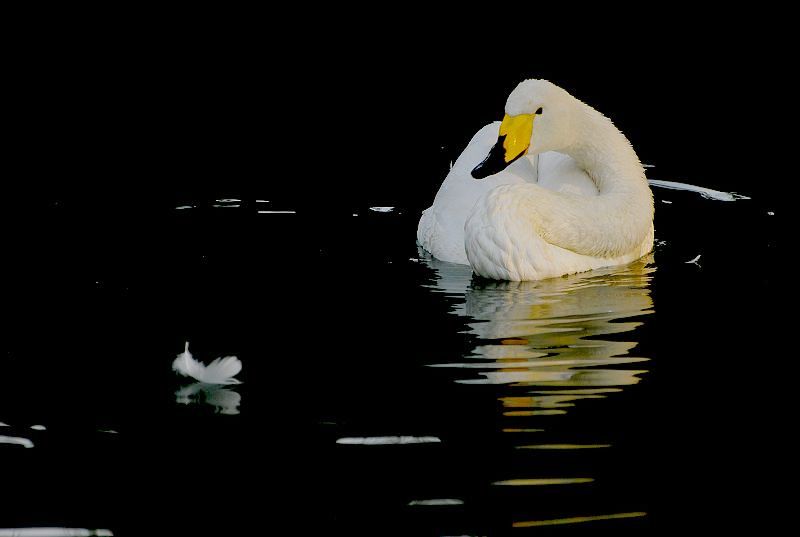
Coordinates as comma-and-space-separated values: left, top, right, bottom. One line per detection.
418, 79, 655, 281
418, 122, 537, 265
172, 342, 242, 385
647, 179, 749, 201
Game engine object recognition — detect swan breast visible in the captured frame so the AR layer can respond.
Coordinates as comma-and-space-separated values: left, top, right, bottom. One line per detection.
464, 184, 654, 281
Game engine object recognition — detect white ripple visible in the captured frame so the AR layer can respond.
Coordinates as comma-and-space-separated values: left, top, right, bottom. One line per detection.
0, 435, 34, 448
408, 499, 464, 506
336, 436, 441, 445
648, 179, 749, 201
0, 529, 114, 536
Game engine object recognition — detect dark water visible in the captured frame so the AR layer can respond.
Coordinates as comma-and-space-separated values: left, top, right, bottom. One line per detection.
2, 26, 791, 535
0, 179, 783, 535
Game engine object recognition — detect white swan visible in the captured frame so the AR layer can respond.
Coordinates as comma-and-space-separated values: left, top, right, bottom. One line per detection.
418, 79, 654, 281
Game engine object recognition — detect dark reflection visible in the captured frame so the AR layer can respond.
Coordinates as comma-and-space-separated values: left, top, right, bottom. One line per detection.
421, 249, 654, 435
175, 382, 241, 415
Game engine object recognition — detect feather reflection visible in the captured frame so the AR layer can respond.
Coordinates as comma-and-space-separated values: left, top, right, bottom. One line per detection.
175, 382, 241, 415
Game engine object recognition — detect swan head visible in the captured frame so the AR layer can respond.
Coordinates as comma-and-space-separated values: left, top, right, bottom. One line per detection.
472, 79, 578, 179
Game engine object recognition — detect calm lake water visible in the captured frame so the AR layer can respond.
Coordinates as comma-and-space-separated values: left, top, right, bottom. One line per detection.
0, 173, 783, 535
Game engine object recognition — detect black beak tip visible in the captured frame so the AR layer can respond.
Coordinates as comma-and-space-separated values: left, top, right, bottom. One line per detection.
471, 135, 509, 180
471, 163, 491, 180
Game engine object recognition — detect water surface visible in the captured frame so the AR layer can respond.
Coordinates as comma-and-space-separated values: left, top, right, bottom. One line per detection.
0, 181, 783, 535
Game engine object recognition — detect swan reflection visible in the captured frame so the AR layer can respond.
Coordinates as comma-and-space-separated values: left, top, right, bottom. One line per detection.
420, 251, 654, 418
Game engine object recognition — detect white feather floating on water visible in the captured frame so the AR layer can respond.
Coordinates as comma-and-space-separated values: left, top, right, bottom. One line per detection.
172, 342, 241, 385
0, 435, 34, 448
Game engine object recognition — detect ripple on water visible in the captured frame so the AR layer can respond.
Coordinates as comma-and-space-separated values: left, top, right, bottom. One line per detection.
212, 198, 241, 208
0, 529, 114, 536
492, 478, 594, 486
0, 435, 34, 448
416, 252, 654, 527
420, 253, 654, 403
513, 511, 647, 528
336, 436, 441, 445
407, 499, 464, 506
516, 444, 612, 450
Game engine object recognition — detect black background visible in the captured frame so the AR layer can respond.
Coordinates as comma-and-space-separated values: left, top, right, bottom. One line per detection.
6, 11, 790, 210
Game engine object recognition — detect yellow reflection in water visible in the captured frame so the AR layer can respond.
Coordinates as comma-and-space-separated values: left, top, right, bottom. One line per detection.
513, 511, 647, 527
420, 252, 655, 527
516, 444, 611, 450
422, 253, 654, 403
503, 410, 566, 417
493, 478, 594, 486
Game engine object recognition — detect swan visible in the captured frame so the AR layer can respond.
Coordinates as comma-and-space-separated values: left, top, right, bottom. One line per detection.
417, 79, 654, 281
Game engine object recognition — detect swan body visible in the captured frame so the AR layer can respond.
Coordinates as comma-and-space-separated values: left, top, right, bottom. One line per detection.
418, 80, 654, 281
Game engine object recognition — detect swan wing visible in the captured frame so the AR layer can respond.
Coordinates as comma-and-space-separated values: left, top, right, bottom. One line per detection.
418, 122, 534, 264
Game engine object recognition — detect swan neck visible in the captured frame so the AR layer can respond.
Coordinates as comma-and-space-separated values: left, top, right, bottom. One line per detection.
563, 104, 646, 194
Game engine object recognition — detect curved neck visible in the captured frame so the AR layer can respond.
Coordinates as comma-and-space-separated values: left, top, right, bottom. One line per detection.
563, 103, 649, 196
525, 102, 654, 258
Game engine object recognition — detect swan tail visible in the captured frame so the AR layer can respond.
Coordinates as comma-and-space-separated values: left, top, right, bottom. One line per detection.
416, 208, 435, 251
417, 207, 470, 265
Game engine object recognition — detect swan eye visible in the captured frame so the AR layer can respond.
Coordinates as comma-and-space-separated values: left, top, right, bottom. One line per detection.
535, 107, 543, 115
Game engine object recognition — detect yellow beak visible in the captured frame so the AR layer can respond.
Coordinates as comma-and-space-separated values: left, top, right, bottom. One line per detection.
472, 113, 535, 179
499, 113, 534, 163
